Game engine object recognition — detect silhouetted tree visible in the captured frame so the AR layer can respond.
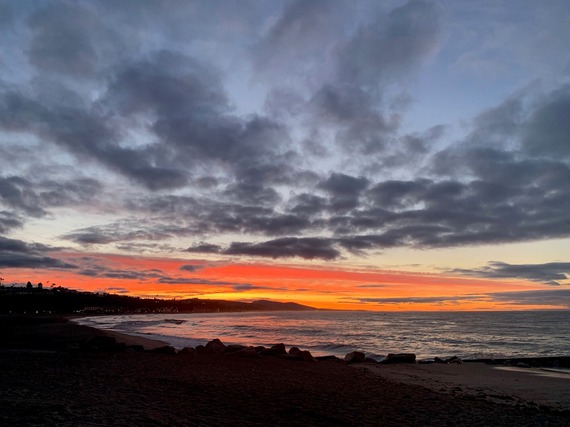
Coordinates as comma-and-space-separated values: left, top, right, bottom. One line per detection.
26, 281, 33, 290
37, 282, 43, 290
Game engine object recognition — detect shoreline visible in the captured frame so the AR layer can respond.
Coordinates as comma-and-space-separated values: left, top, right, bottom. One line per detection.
70, 311, 570, 362
73, 314, 570, 366
1, 315, 569, 425
358, 362, 570, 412
75, 317, 570, 411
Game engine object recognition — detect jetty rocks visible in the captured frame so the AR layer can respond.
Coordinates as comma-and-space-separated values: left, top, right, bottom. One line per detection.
80, 335, 433, 365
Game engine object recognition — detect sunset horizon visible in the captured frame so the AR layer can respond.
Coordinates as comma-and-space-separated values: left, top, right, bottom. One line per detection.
1, 0, 569, 312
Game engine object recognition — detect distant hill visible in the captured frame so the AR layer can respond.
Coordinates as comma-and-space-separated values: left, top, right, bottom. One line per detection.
250, 300, 315, 311
0, 285, 316, 314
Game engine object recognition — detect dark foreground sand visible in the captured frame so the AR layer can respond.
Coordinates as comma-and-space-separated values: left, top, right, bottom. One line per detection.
1, 316, 569, 426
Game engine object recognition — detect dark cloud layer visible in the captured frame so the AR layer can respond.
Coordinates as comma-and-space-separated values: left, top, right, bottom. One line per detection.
355, 289, 570, 308
0, 236, 76, 270
454, 262, 570, 286
0, 0, 569, 270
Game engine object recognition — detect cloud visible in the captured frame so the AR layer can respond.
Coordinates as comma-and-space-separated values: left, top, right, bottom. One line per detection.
251, 0, 349, 83
522, 84, 570, 159
102, 287, 130, 294
486, 289, 570, 307
61, 220, 185, 245
0, 236, 77, 269
356, 295, 483, 305
0, 175, 102, 221
27, 2, 106, 78
453, 262, 570, 286
0, 211, 23, 234
156, 277, 255, 291
179, 264, 203, 273
0, 176, 46, 217
186, 243, 222, 254
222, 237, 340, 260
318, 172, 370, 212
355, 289, 570, 308
1, 0, 570, 269
78, 264, 165, 281
336, 0, 443, 87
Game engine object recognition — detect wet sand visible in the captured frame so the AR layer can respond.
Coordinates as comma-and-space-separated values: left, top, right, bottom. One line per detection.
1, 316, 569, 426
359, 362, 570, 411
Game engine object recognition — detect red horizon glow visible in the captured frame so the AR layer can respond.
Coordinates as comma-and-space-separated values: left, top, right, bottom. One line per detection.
2, 251, 565, 312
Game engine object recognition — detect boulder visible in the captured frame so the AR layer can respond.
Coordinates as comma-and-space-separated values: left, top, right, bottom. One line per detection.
260, 343, 287, 356
383, 353, 416, 364
344, 351, 366, 364
301, 350, 315, 362
289, 347, 302, 358
230, 347, 260, 358
126, 344, 144, 352
446, 356, 463, 364
195, 345, 207, 354
435, 356, 463, 364
179, 347, 197, 357
225, 344, 248, 353
284, 346, 315, 361
151, 345, 177, 354
315, 355, 340, 361
205, 338, 227, 354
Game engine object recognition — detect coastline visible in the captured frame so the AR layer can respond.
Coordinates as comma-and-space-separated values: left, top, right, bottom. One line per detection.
358, 362, 570, 412
1, 315, 569, 426
72, 310, 570, 361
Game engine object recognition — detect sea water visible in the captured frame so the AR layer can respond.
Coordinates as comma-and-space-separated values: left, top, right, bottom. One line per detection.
75, 310, 570, 360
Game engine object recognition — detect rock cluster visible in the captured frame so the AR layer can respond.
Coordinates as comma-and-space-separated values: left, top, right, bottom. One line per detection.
80, 335, 437, 366
434, 356, 463, 364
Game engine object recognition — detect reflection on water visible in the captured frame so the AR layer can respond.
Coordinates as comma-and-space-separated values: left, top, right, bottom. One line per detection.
76, 310, 570, 359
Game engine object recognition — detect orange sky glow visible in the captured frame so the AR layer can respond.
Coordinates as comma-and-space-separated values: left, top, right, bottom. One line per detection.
3, 252, 565, 311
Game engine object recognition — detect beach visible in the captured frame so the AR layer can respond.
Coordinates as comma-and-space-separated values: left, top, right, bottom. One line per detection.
1, 316, 569, 426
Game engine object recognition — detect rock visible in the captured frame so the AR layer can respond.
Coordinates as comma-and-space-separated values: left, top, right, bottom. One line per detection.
126, 344, 144, 352
178, 347, 196, 356
205, 339, 227, 354
225, 344, 248, 353
446, 356, 463, 364
383, 353, 416, 364
364, 357, 378, 364
260, 343, 287, 356
344, 351, 366, 364
254, 346, 266, 353
315, 355, 340, 361
151, 345, 177, 354
195, 345, 207, 354
435, 356, 463, 364
289, 347, 302, 357
86, 335, 118, 352
278, 353, 299, 360
283, 347, 315, 362
229, 347, 259, 358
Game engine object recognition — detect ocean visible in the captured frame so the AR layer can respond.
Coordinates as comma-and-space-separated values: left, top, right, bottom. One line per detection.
75, 310, 570, 360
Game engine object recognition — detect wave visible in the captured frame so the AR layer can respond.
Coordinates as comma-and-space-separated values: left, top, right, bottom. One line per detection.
76, 310, 570, 359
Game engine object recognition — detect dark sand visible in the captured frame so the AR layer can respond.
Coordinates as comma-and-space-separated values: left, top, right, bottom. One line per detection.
1, 316, 569, 426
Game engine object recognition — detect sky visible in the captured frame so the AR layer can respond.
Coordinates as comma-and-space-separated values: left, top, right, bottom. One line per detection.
1, 0, 569, 311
